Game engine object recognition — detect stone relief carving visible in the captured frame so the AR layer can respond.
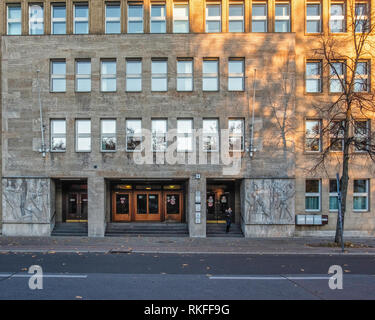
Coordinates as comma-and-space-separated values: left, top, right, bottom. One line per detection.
244, 179, 295, 225
2, 178, 50, 223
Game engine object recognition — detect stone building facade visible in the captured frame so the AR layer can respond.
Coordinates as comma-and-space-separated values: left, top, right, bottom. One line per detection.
1, 0, 374, 237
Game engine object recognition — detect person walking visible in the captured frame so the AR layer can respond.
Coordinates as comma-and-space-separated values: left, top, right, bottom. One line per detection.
225, 207, 233, 233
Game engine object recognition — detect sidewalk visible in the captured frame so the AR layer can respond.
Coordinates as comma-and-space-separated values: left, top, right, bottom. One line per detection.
1, 235, 375, 255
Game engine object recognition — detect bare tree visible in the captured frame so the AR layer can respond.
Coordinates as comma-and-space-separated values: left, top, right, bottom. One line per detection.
311, 0, 375, 244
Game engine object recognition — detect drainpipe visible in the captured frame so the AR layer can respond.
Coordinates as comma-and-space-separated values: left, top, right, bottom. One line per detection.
249, 69, 257, 158
37, 70, 48, 157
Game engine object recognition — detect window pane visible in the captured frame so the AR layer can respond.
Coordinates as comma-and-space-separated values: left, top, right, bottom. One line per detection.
102, 78, 116, 91
307, 21, 320, 33
306, 180, 319, 193
228, 78, 244, 91
329, 196, 339, 210
174, 21, 189, 33
203, 120, 218, 133
107, 5, 120, 18
128, 21, 143, 33
52, 79, 66, 92
75, 21, 88, 34
53, 6, 66, 18
127, 120, 142, 134
102, 120, 116, 134
203, 60, 218, 74
229, 60, 243, 73
354, 180, 367, 193
52, 137, 66, 151
177, 78, 193, 91
152, 61, 167, 74
127, 78, 142, 91
206, 21, 221, 32
253, 4, 267, 16
229, 5, 243, 16
129, 5, 143, 18
102, 61, 116, 74
306, 197, 319, 210
53, 22, 66, 34
9, 6, 21, 19
307, 4, 320, 16
252, 21, 267, 32
127, 60, 142, 74
203, 78, 218, 91
353, 197, 367, 210
151, 21, 166, 33
106, 21, 121, 33
77, 61, 91, 74
77, 120, 91, 134
275, 20, 289, 32
207, 5, 220, 17
276, 4, 289, 16
77, 137, 91, 151
77, 78, 91, 92
8, 23, 22, 35
52, 120, 66, 134
177, 61, 192, 74
229, 21, 243, 32
75, 5, 88, 18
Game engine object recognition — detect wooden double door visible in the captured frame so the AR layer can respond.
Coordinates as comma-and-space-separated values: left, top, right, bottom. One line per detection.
112, 191, 183, 222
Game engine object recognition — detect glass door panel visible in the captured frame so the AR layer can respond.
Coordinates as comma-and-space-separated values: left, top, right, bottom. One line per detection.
148, 194, 159, 214
112, 192, 132, 221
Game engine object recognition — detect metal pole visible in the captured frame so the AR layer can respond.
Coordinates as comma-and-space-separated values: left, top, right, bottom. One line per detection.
336, 173, 345, 252
249, 69, 256, 158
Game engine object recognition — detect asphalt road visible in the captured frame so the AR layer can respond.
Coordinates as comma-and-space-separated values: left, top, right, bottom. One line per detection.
0, 252, 375, 300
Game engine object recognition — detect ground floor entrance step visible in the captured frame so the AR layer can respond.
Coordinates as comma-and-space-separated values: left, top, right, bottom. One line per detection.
206, 223, 243, 237
105, 223, 189, 237
51, 223, 88, 237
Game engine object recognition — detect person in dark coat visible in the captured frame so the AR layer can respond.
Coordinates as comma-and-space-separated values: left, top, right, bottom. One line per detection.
225, 207, 233, 233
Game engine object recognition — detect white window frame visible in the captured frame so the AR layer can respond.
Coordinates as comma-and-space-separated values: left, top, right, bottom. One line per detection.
354, 119, 370, 152
177, 119, 194, 152
305, 120, 321, 152
150, 3, 166, 33
29, 4, 44, 35
330, 2, 345, 33
128, 4, 144, 33
329, 120, 345, 152
173, 3, 189, 33
353, 179, 369, 212
202, 119, 219, 152
306, 3, 321, 33
75, 59, 91, 92
228, 119, 244, 152
75, 119, 91, 152
275, 2, 290, 32
206, 4, 221, 32
105, 2, 121, 34
51, 4, 66, 35
177, 59, 193, 92
329, 179, 339, 212
203, 59, 219, 91
252, 3, 267, 32
50, 60, 66, 93
126, 59, 142, 92
228, 58, 244, 91
126, 119, 143, 152
50, 119, 66, 152
354, 61, 369, 92
305, 179, 321, 212
152, 119, 168, 152
7, 4, 22, 35
151, 59, 168, 92
228, 3, 244, 32
74, 3, 89, 34
101, 59, 117, 92
355, 2, 369, 33
101, 119, 117, 152
305, 61, 322, 93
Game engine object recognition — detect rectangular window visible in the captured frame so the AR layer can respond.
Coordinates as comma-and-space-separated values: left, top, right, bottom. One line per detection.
152, 119, 167, 152
101, 60, 117, 92
228, 119, 244, 151
74, 3, 89, 34
128, 4, 143, 33
126, 59, 142, 92
173, 3, 189, 33
106, 3, 121, 34
76, 60, 91, 92
150, 4, 166, 33
355, 2, 369, 33
306, 61, 322, 93
29, 4, 44, 35
252, 3, 267, 32
206, 4, 221, 32
203, 119, 219, 152
177, 119, 193, 152
354, 61, 369, 92
353, 179, 369, 211
126, 119, 142, 152
151, 60, 168, 92
51, 119, 66, 152
305, 179, 321, 211
330, 62, 345, 93
329, 120, 344, 152
76, 119, 91, 152
306, 3, 321, 33
229, 3, 244, 32
50, 60, 66, 92
275, 2, 290, 32
228, 58, 244, 91
305, 120, 321, 152
101, 119, 117, 151
354, 120, 370, 152
330, 3, 345, 33
51, 4, 66, 34
177, 59, 193, 91
7, 4, 22, 35
329, 179, 339, 211
203, 59, 219, 91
